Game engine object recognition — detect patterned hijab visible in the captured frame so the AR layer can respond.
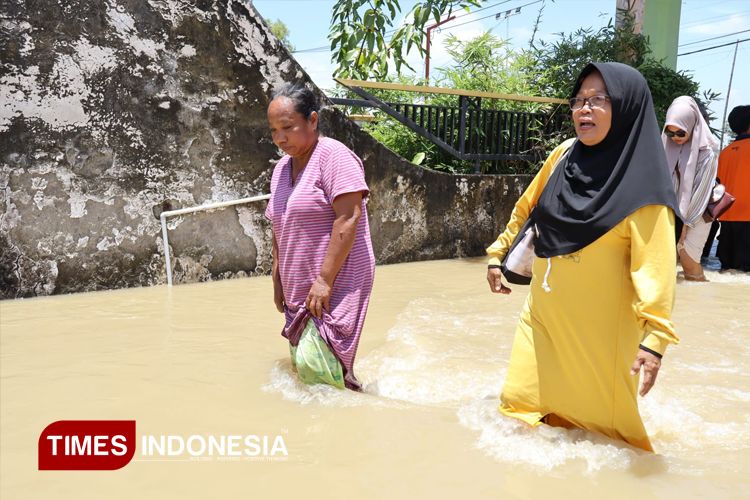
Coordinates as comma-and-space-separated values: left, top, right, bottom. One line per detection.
534, 62, 679, 258
662, 96, 718, 217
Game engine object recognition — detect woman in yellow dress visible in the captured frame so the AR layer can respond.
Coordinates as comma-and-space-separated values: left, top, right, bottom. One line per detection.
486, 63, 680, 452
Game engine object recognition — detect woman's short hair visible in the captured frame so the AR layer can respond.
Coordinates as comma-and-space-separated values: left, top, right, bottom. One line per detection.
728, 105, 750, 135
271, 84, 319, 121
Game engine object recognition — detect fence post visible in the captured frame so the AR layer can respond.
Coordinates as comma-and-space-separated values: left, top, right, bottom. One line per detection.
458, 95, 467, 157
475, 98, 482, 157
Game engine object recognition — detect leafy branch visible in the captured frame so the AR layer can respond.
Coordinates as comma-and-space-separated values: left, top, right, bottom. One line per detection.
329, 0, 481, 80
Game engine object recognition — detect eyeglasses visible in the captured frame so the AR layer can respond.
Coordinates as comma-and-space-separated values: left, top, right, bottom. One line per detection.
569, 95, 610, 110
664, 130, 687, 138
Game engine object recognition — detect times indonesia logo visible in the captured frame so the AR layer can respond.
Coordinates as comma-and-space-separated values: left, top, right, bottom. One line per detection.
39, 420, 288, 470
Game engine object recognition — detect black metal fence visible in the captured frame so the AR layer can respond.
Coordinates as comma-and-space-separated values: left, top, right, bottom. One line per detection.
390, 98, 569, 161
332, 87, 571, 172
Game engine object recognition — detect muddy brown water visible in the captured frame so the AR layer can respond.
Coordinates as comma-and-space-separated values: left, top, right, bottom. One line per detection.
2, 257, 749, 498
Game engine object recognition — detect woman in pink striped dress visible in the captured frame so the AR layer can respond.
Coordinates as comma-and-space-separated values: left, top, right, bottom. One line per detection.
265, 85, 375, 391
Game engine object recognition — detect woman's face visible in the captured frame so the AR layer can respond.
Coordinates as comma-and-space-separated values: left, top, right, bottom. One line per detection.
267, 96, 319, 158
666, 125, 690, 146
573, 71, 613, 146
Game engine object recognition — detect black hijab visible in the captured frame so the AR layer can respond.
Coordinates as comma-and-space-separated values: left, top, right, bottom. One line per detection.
534, 62, 679, 258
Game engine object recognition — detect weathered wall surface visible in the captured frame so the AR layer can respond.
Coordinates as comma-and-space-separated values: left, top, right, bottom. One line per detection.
0, 0, 531, 299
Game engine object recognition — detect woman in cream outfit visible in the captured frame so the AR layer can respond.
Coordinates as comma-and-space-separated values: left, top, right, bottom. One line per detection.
662, 96, 719, 281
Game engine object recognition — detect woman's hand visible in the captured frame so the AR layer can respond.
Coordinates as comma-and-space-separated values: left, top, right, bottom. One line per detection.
305, 276, 332, 318
273, 275, 285, 313
306, 191, 362, 319
678, 225, 687, 245
630, 349, 662, 396
487, 267, 512, 294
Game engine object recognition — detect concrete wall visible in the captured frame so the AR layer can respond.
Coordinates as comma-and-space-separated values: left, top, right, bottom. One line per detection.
0, 0, 531, 299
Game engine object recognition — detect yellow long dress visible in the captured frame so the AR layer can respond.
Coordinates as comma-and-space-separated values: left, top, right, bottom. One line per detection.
487, 140, 679, 452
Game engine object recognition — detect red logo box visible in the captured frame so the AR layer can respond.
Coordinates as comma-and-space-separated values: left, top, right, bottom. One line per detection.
39, 420, 136, 470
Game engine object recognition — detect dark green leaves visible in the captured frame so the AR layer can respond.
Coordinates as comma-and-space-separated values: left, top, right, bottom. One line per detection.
329, 1, 481, 80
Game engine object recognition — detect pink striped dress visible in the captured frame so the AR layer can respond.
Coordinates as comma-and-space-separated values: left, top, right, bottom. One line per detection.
265, 137, 376, 390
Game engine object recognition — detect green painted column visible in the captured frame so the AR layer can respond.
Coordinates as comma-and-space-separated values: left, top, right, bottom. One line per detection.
641, 0, 682, 70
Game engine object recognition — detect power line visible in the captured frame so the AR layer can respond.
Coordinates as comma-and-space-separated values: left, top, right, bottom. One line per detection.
681, 0, 731, 13
681, 46, 745, 60
297, 0, 739, 55
441, 0, 543, 33
688, 48, 738, 68
679, 29, 750, 47
446, 0, 514, 22
293, 45, 329, 53
678, 37, 750, 57
439, 9, 508, 31
680, 8, 750, 28
399, 0, 514, 36
292, 0, 517, 53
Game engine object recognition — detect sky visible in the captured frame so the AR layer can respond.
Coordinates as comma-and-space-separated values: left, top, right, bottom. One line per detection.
251, 0, 749, 136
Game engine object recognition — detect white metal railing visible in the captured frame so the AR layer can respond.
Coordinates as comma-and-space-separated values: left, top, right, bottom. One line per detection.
160, 194, 271, 286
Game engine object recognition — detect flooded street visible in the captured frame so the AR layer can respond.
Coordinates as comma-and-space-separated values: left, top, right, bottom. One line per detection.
2, 257, 749, 499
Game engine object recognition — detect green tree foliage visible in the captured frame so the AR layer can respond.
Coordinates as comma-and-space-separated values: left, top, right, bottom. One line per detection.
435, 33, 552, 113
333, 3, 720, 174
329, 0, 480, 80
528, 12, 718, 128
638, 62, 720, 130
267, 18, 295, 52
348, 34, 563, 174
530, 18, 649, 99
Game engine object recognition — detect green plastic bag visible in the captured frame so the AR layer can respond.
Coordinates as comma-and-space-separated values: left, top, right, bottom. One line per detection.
289, 319, 345, 389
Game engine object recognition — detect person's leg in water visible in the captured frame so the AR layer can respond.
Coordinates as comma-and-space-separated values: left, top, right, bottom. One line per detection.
701, 220, 720, 260
679, 249, 708, 281
678, 221, 712, 280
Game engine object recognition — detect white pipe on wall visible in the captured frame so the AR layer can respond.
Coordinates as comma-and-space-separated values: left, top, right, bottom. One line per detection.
159, 194, 271, 286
